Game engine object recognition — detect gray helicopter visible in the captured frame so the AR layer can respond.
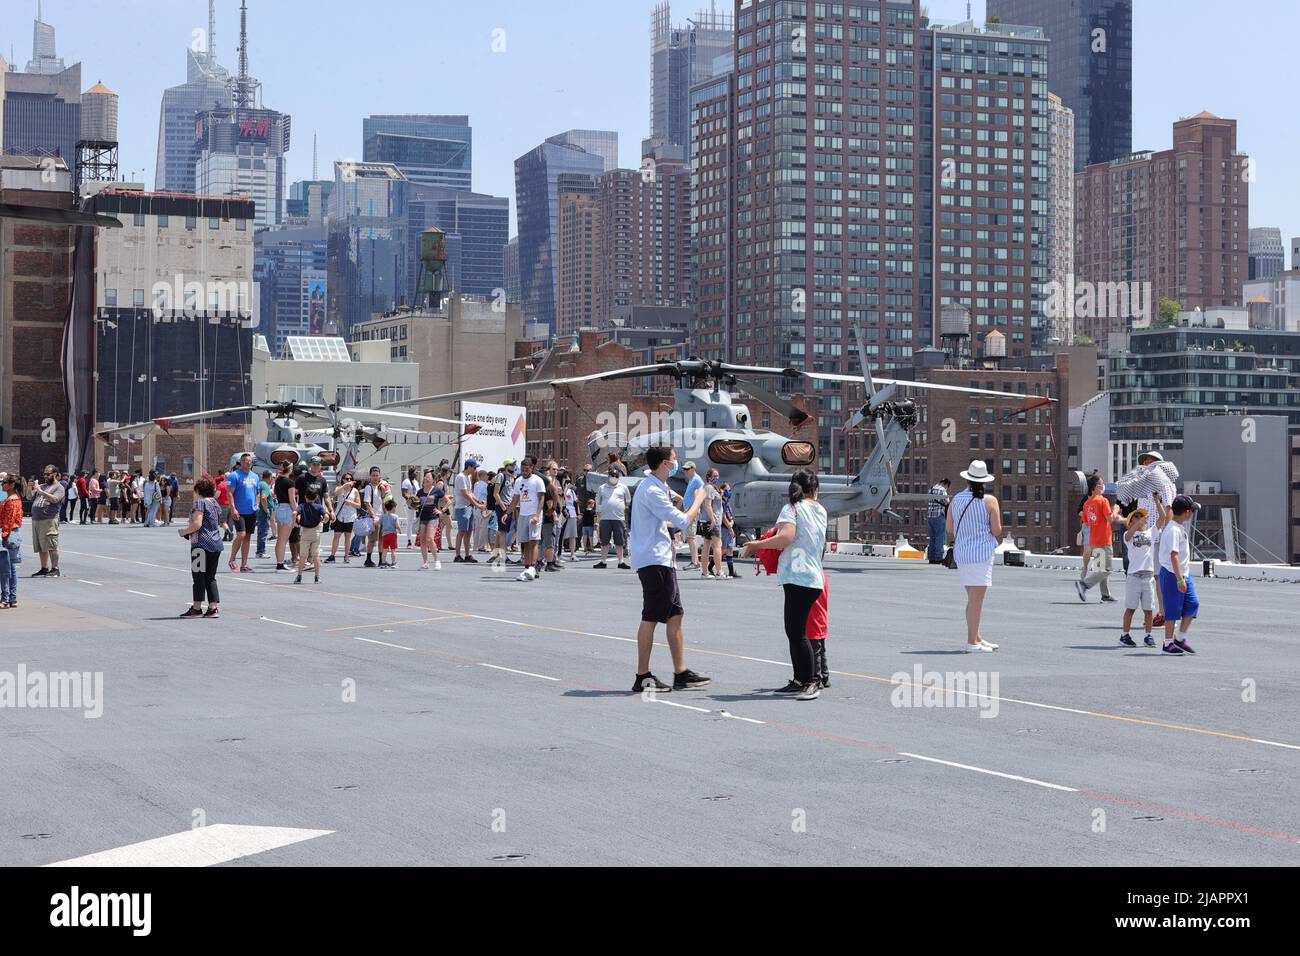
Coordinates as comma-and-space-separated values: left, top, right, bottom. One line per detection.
95, 401, 470, 476
378, 327, 1054, 529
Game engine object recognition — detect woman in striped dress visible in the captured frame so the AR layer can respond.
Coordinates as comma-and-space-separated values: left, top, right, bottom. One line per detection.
946, 460, 1003, 653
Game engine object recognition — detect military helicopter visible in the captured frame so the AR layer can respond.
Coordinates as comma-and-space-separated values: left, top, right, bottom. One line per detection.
95, 401, 474, 476
377, 327, 1055, 529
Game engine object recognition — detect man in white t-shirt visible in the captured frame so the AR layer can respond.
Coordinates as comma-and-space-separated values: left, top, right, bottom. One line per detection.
1157, 495, 1200, 655
509, 457, 547, 581
593, 471, 631, 569
453, 460, 484, 563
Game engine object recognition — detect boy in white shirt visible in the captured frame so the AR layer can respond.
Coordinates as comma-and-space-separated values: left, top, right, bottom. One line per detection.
1157, 495, 1201, 655
1119, 508, 1156, 648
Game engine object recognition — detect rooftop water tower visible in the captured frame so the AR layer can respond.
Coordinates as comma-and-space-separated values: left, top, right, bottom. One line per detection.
939, 303, 971, 367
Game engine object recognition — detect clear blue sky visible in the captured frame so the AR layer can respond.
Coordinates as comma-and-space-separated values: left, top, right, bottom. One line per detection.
5, 0, 1297, 249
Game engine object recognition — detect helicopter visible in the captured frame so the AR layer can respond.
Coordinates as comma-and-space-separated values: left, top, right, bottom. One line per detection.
95, 401, 476, 477
376, 326, 1056, 529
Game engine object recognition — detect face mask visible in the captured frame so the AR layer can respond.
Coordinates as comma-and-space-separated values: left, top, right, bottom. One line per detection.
667, 461, 680, 479
608, 475, 618, 484
722, 491, 731, 500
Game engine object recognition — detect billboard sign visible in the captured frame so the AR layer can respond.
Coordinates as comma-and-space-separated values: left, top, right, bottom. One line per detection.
460, 401, 526, 471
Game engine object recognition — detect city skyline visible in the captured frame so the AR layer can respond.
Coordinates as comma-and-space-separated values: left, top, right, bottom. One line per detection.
3, 0, 1298, 248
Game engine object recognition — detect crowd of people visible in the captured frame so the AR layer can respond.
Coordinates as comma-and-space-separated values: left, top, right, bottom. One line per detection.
2, 444, 1205, 683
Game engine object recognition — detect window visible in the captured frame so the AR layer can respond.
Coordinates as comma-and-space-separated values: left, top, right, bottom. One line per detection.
105, 289, 117, 307
335, 386, 372, 407
277, 385, 325, 404
209, 217, 220, 230
186, 216, 197, 230
157, 214, 169, 228
236, 219, 247, 231
132, 289, 145, 308
380, 386, 412, 405
133, 213, 145, 227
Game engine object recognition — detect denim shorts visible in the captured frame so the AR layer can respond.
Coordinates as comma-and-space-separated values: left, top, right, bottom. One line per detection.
455, 506, 474, 532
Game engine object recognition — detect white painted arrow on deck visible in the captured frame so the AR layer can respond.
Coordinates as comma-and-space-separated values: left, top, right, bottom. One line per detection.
44, 824, 334, 867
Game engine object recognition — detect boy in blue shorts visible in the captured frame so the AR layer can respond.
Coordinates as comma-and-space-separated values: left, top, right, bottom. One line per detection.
1157, 495, 1200, 655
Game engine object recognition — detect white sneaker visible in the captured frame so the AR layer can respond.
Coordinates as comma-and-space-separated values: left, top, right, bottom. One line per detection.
433, 560, 442, 570
978, 638, 999, 651
965, 641, 995, 653
419, 562, 429, 570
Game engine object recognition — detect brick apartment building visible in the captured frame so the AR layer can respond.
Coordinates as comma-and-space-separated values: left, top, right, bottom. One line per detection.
1074, 112, 1249, 346
554, 161, 692, 337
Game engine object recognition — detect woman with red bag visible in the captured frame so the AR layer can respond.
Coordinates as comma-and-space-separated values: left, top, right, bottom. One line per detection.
743, 470, 828, 701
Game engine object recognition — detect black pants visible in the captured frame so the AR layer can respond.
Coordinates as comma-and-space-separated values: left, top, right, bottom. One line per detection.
191, 548, 220, 605
811, 639, 829, 684
783, 583, 822, 684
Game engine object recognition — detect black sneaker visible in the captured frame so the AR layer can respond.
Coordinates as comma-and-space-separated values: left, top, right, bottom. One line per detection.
1162, 641, 1184, 655
617, 562, 631, 570
673, 669, 711, 690
294, 573, 302, 584
30, 569, 49, 578
275, 563, 286, 572
1119, 633, 1137, 647
203, 607, 220, 619
465, 556, 479, 563
179, 606, 204, 619
1101, 596, 1118, 604
453, 555, 464, 563
593, 562, 607, 569
820, 678, 831, 689
48, 569, 61, 578
632, 672, 671, 693
1174, 638, 1196, 655
776, 679, 803, 694
544, 562, 561, 572
364, 558, 376, 568
324, 556, 336, 564
1143, 635, 1157, 648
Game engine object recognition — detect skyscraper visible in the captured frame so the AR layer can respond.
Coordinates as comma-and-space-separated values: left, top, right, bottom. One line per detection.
362, 115, 472, 191
255, 224, 329, 356
1248, 227, 1285, 281
986, 0, 1132, 169
1, 60, 80, 164
514, 130, 616, 333
327, 161, 409, 333
1075, 113, 1249, 346
2, 10, 80, 164
193, 2, 291, 227
155, 1, 232, 194
647, 3, 734, 157
1047, 93, 1075, 345
692, 2, 1049, 471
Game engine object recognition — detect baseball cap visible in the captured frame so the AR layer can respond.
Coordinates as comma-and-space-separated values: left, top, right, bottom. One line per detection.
1171, 494, 1200, 515
309, 455, 323, 465
683, 461, 696, 470
466, 459, 480, 469
1139, 450, 1164, 463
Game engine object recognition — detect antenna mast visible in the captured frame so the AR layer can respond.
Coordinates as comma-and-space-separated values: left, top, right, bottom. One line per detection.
235, 0, 253, 108
208, 0, 217, 64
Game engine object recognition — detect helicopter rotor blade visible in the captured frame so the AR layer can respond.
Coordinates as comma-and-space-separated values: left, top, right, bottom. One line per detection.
732, 376, 810, 428
803, 371, 1053, 407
